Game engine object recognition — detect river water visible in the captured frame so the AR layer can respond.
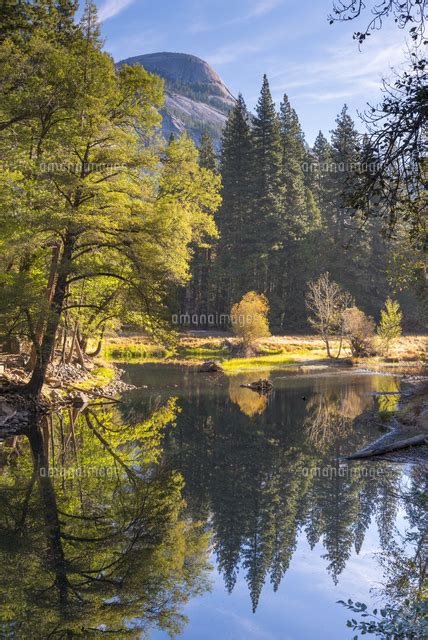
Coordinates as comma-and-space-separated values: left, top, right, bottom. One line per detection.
0, 364, 424, 639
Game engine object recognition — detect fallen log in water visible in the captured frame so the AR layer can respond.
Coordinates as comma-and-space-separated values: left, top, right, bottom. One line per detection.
240, 378, 273, 393
346, 434, 428, 460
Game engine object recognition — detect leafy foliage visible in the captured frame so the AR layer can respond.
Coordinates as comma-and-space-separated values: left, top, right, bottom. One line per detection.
231, 291, 270, 348
377, 298, 403, 355
342, 307, 375, 357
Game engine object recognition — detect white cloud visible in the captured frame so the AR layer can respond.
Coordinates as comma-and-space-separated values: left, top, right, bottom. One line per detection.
98, 0, 136, 22
188, 0, 282, 34
249, 0, 282, 18
207, 40, 265, 65
105, 30, 162, 60
271, 30, 409, 104
207, 24, 290, 65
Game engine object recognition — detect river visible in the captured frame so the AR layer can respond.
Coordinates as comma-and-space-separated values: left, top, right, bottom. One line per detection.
0, 364, 424, 639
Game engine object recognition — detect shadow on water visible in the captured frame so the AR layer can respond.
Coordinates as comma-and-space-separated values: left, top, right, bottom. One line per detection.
0, 365, 425, 638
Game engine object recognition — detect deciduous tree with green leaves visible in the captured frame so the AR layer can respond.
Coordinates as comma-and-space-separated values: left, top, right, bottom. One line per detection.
0, 1, 220, 397
377, 298, 403, 356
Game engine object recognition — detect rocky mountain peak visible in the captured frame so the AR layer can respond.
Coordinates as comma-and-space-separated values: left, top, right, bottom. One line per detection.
118, 51, 235, 145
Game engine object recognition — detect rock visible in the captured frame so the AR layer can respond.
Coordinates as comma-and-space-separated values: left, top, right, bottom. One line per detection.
199, 360, 223, 373
222, 339, 235, 352
240, 378, 273, 393
118, 52, 235, 147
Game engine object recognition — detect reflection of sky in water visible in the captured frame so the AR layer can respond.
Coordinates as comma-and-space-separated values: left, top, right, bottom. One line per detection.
1, 364, 413, 639
153, 506, 408, 640
140, 367, 406, 640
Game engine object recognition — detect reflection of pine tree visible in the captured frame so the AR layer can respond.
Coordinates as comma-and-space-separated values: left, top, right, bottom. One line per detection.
211, 417, 258, 593
353, 472, 378, 555
162, 378, 403, 604
317, 459, 360, 583
375, 472, 401, 549
243, 491, 276, 612
269, 452, 309, 591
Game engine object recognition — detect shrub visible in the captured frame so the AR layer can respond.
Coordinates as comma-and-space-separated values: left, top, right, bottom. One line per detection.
342, 307, 375, 357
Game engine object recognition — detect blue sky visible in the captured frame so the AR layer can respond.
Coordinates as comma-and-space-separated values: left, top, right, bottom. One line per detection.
95, 0, 410, 144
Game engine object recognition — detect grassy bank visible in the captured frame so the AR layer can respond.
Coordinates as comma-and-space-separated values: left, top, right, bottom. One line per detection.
102, 333, 427, 371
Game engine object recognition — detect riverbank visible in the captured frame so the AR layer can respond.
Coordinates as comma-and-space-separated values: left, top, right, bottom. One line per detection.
103, 333, 427, 370
0, 356, 136, 436
1, 334, 426, 437
346, 375, 428, 466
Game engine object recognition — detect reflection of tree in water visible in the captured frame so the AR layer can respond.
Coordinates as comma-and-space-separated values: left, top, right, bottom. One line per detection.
0, 401, 211, 638
165, 383, 403, 608
374, 376, 401, 414
378, 466, 427, 605
228, 373, 270, 416
303, 379, 373, 452
340, 465, 427, 638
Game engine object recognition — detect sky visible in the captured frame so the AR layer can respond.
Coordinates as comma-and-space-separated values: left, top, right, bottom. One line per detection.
94, 0, 411, 144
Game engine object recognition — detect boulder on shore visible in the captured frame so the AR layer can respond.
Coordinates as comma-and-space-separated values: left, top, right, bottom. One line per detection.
199, 360, 223, 373
240, 378, 273, 393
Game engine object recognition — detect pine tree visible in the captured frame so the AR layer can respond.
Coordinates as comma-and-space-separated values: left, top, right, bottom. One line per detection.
214, 94, 254, 310
271, 95, 320, 328
327, 105, 363, 287
312, 130, 333, 211
198, 130, 218, 173
251, 75, 283, 293
182, 131, 219, 321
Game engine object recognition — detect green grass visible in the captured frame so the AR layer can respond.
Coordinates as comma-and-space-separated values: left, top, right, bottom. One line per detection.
176, 346, 228, 358
102, 338, 326, 370
104, 343, 171, 361
222, 350, 321, 372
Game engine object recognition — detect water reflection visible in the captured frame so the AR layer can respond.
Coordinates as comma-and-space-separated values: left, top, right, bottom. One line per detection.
0, 369, 423, 639
228, 373, 270, 416
159, 375, 402, 609
0, 402, 211, 638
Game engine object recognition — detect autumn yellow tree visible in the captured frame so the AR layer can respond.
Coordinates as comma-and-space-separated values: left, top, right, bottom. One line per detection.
231, 291, 270, 354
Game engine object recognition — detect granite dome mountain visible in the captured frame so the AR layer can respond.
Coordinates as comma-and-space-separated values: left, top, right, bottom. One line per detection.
118, 52, 235, 145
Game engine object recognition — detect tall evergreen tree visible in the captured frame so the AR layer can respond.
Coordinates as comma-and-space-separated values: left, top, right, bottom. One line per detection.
312, 130, 333, 212
214, 94, 254, 311
329, 105, 361, 253
181, 131, 219, 321
251, 75, 283, 293
198, 130, 218, 173
270, 95, 320, 328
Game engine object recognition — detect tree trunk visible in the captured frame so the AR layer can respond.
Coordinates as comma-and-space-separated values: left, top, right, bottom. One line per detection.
66, 320, 79, 364
29, 418, 69, 607
85, 339, 103, 357
324, 335, 332, 358
25, 233, 75, 398
27, 243, 61, 371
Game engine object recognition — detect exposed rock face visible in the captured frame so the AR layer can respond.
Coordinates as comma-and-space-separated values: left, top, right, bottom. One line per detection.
117, 52, 236, 146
